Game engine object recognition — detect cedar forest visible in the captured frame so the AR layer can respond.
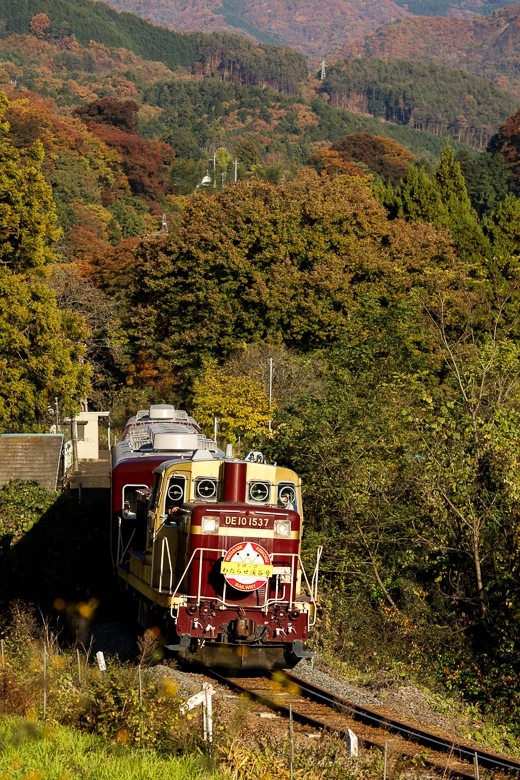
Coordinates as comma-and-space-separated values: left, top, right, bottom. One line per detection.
3, 0, 520, 749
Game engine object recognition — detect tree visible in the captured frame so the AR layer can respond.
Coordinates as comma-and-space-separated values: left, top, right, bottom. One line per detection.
307, 148, 365, 178
394, 163, 445, 223
0, 92, 91, 430
331, 133, 414, 185
191, 361, 271, 446
483, 194, 520, 256
434, 143, 489, 261
0, 269, 91, 431
235, 137, 259, 170
456, 150, 510, 217
488, 108, 520, 196
0, 101, 60, 274
124, 170, 456, 388
29, 13, 51, 39
73, 98, 140, 133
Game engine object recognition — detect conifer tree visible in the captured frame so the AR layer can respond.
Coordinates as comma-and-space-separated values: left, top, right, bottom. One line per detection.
434, 142, 489, 261
483, 193, 520, 257
395, 163, 445, 223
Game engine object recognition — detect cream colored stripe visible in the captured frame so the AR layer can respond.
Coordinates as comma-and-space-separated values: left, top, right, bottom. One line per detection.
191, 527, 298, 540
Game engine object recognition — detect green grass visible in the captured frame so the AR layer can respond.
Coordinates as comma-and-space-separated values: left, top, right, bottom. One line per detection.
0, 717, 223, 780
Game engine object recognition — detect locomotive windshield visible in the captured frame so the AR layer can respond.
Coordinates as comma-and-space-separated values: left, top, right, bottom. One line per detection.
277, 483, 297, 511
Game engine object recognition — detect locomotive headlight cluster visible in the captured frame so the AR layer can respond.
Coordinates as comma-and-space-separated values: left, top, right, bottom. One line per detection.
274, 519, 291, 538
202, 515, 220, 534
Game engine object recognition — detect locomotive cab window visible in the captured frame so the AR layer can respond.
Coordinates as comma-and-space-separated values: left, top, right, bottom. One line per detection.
248, 481, 271, 504
122, 484, 148, 519
194, 477, 218, 502
277, 483, 297, 511
165, 476, 186, 521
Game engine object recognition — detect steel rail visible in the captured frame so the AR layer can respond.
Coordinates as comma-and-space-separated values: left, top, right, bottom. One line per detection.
207, 669, 520, 777
282, 671, 520, 776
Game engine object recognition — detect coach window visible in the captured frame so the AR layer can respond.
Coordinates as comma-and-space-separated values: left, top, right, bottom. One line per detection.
122, 484, 148, 519
165, 476, 186, 520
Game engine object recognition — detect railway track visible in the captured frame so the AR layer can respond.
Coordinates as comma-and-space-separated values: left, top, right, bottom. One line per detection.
208, 669, 520, 778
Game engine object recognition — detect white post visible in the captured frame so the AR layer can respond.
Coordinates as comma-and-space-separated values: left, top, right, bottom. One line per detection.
205, 684, 213, 744
213, 416, 218, 443
474, 752, 480, 780
181, 684, 215, 745
43, 645, 47, 721
234, 158, 238, 182
289, 704, 294, 780
346, 728, 358, 756
96, 651, 106, 672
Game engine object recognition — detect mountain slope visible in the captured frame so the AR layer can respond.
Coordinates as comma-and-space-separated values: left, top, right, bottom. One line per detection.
98, 0, 409, 57
321, 58, 518, 147
390, 0, 518, 17
0, 0, 307, 93
338, 4, 520, 96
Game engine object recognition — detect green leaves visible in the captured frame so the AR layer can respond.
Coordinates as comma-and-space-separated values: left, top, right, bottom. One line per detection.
0, 91, 91, 431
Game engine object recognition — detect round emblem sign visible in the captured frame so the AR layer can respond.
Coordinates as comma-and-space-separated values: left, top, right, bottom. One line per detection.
221, 542, 273, 592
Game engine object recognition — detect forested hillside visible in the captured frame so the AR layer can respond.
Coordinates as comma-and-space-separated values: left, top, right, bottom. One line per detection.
321, 59, 518, 148
391, 0, 517, 15
342, 4, 520, 96
99, 0, 409, 57
0, 0, 308, 93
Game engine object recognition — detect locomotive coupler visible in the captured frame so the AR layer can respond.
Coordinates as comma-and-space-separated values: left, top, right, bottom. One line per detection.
229, 617, 255, 640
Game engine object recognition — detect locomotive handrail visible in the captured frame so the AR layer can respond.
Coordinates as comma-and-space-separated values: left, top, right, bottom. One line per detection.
165, 548, 319, 626
311, 546, 323, 604
116, 516, 136, 567
158, 537, 174, 594
168, 546, 227, 611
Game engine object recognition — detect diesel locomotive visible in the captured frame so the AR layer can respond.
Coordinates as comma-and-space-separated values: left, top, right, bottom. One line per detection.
111, 405, 321, 670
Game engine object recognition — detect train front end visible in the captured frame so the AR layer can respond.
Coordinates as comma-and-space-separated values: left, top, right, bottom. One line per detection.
118, 451, 321, 671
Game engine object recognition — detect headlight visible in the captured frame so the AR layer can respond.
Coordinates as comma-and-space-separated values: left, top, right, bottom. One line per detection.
202, 516, 220, 534
274, 519, 291, 538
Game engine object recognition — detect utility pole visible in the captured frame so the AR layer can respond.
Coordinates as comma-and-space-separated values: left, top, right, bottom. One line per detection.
54, 396, 60, 434
268, 357, 273, 432
234, 158, 238, 182
213, 153, 216, 188
71, 417, 80, 474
